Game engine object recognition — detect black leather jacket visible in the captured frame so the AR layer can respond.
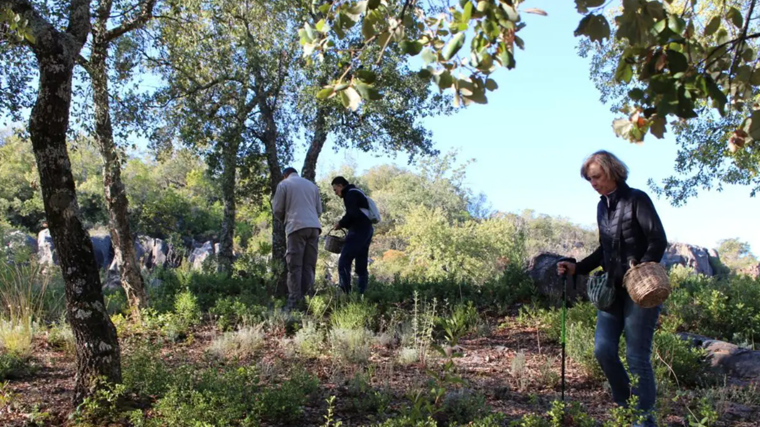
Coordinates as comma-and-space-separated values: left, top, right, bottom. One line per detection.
576, 182, 667, 287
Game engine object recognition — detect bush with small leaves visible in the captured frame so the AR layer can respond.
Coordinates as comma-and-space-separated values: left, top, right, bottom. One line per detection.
293, 320, 324, 359
329, 327, 373, 365
209, 324, 266, 360
331, 300, 378, 330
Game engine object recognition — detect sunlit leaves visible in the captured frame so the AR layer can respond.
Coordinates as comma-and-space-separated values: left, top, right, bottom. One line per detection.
0, 8, 36, 44
300, 0, 541, 109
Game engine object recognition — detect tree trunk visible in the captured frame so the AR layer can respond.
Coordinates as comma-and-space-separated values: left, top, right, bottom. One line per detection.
218, 137, 240, 274
29, 44, 121, 406
89, 40, 148, 317
257, 94, 287, 296
302, 106, 328, 183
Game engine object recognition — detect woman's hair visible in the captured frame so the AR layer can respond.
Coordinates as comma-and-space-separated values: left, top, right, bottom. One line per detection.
581, 150, 629, 183
331, 176, 349, 186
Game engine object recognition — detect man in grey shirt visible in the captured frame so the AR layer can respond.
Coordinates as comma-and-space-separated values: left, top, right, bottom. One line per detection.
272, 167, 323, 309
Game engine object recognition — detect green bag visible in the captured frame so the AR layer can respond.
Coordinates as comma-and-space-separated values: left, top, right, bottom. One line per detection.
587, 205, 625, 311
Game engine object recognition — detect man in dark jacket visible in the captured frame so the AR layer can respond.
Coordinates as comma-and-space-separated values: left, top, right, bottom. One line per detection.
331, 176, 373, 294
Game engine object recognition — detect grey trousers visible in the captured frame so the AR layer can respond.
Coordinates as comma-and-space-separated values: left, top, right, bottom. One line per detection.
286, 227, 320, 308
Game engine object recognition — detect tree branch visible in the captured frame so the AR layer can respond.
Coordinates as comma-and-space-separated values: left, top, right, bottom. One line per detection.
727, 0, 757, 91
77, 54, 93, 75
105, 0, 158, 42
67, 0, 92, 45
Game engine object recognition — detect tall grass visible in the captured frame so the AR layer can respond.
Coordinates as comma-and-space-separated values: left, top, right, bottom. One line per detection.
0, 262, 63, 357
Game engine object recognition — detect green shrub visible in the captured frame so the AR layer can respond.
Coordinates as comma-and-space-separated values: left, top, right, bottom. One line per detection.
209, 325, 266, 359
329, 327, 373, 365
293, 320, 324, 359
346, 372, 392, 415
331, 300, 378, 330
47, 319, 75, 354
0, 351, 31, 380
652, 330, 707, 387
122, 341, 172, 397
665, 269, 760, 348
209, 296, 254, 331
439, 388, 489, 425
147, 364, 318, 427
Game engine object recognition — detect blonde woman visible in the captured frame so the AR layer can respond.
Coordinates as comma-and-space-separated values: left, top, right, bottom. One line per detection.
558, 150, 667, 427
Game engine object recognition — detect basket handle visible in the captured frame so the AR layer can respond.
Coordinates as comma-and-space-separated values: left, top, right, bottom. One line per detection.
327, 227, 346, 237
629, 259, 638, 269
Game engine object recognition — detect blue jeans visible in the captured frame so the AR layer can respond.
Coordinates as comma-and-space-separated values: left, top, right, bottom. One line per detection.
338, 227, 373, 294
595, 290, 660, 426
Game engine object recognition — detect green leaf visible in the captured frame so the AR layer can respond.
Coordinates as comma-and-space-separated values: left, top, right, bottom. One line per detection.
400, 40, 424, 56
574, 14, 611, 43
368, 0, 381, 10
705, 75, 728, 115
462, 1, 473, 23
362, 17, 375, 40
501, 4, 519, 22
485, 78, 498, 91
355, 82, 383, 101
727, 7, 743, 29
514, 36, 525, 50
653, 19, 667, 34
304, 23, 317, 41
668, 15, 686, 35
477, 1, 489, 12
704, 16, 721, 37
421, 48, 437, 65
442, 33, 466, 60
316, 87, 334, 100
650, 116, 666, 139
418, 69, 432, 79
628, 88, 645, 101
499, 47, 515, 69
340, 87, 362, 111
435, 70, 454, 91
356, 70, 377, 84
749, 110, 760, 140
667, 50, 688, 73
750, 69, 760, 86
574, 0, 605, 14
345, 1, 368, 20
650, 74, 672, 94
615, 58, 633, 83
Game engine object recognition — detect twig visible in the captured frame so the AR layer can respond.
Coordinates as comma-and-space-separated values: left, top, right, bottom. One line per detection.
727, 0, 757, 94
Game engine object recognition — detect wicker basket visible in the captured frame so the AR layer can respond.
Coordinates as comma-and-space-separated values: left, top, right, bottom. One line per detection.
623, 261, 671, 308
324, 229, 346, 254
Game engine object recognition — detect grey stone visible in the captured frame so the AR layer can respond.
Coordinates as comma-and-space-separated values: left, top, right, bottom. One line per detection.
661, 242, 714, 276
678, 333, 760, 381
526, 253, 589, 305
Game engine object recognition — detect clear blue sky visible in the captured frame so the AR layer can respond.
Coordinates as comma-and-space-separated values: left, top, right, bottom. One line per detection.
297, 1, 760, 255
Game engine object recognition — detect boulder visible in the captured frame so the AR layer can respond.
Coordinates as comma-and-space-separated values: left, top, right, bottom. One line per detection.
2, 230, 37, 259
90, 234, 114, 271
661, 243, 715, 276
134, 235, 182, 270
188, 241, 215, 270
526, 253, 589, 305
37, 228, 56, 266
678, 333, 760, 382
739, 263, 760, 279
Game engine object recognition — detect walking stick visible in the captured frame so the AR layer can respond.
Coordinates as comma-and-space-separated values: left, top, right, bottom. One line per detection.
561, 272, 567, 402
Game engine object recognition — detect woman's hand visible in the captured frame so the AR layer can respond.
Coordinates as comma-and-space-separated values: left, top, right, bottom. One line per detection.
557, 261, 576, 276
